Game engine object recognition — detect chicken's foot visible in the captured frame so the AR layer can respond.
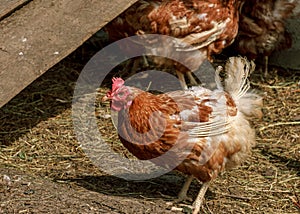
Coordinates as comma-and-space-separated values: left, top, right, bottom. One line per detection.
192, 181, 211, 214
176, 175, 194, 202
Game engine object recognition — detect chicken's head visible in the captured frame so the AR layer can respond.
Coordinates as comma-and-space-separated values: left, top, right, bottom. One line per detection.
102, 77, 132, 111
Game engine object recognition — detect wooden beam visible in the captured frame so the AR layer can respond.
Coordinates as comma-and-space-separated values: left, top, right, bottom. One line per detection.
0, 0, 138, 108
0, 0, 31, 21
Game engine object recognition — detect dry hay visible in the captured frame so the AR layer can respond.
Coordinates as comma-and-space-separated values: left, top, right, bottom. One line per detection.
0, 41, 299, 213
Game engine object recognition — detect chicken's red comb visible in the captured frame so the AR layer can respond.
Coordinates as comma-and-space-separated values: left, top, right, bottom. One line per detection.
112, 77, 124, 92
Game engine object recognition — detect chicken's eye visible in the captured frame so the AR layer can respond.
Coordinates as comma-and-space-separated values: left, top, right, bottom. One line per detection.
118, 92, 125, 98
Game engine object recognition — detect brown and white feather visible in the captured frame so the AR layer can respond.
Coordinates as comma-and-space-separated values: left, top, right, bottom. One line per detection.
104, 0, 242, 84
103, 57, 262, 184
236, 0, 297, 59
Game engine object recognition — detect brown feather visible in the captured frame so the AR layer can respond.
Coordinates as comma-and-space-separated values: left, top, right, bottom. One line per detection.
104, 0, 242, 82
236, 0, 296, 58
104, 57, 262, 184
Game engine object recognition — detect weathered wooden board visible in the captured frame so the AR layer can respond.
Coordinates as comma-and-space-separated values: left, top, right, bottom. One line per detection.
0, 0, 31, 20
0, 0, 138, 108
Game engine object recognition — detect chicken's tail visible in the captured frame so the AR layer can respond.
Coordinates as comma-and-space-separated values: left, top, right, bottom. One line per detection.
223, 57, 253, 100
221, 57, 263, 119
273, 0, 297, 20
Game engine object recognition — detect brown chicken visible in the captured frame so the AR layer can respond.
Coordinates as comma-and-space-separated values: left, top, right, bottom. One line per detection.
102, 57, 262, 213
236, 0, 297, 75
104, 0, 242, 89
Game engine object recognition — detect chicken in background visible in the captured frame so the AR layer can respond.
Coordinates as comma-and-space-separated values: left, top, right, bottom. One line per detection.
104, 0, 243, 89
235, 0, 297, 76
102, 57, 263, 213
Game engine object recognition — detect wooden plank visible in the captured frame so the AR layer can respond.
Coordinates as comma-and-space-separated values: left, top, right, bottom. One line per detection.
0, 0, 138, 108
0, 0, 31, 20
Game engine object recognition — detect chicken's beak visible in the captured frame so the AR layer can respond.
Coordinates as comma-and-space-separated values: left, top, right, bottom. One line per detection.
101, 95, 111, 108
101, 95, 110, 103
101, 95, 111, 103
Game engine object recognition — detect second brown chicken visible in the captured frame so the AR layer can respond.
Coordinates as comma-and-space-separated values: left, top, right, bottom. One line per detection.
105, 0, 243, 89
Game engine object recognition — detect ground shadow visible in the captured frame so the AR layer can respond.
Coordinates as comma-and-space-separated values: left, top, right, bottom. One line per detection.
261, 149, 300, 176
55, 171, 206, 201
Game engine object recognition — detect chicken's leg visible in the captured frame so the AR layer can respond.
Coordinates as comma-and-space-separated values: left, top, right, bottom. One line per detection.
176, 70, 188, 90
264, 55, 269, 77
192, 181, 211, 214
131, 59, 140, 75
187, 71, 198, 85
176, 175, 194, 202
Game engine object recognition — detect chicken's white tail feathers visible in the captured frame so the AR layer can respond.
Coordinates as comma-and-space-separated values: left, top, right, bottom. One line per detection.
222, 57, 263, 119
239, 92, 263, 119
224, 57, 255, 101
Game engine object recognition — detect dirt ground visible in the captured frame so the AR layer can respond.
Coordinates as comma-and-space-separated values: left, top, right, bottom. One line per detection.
0, 34, 300, 213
